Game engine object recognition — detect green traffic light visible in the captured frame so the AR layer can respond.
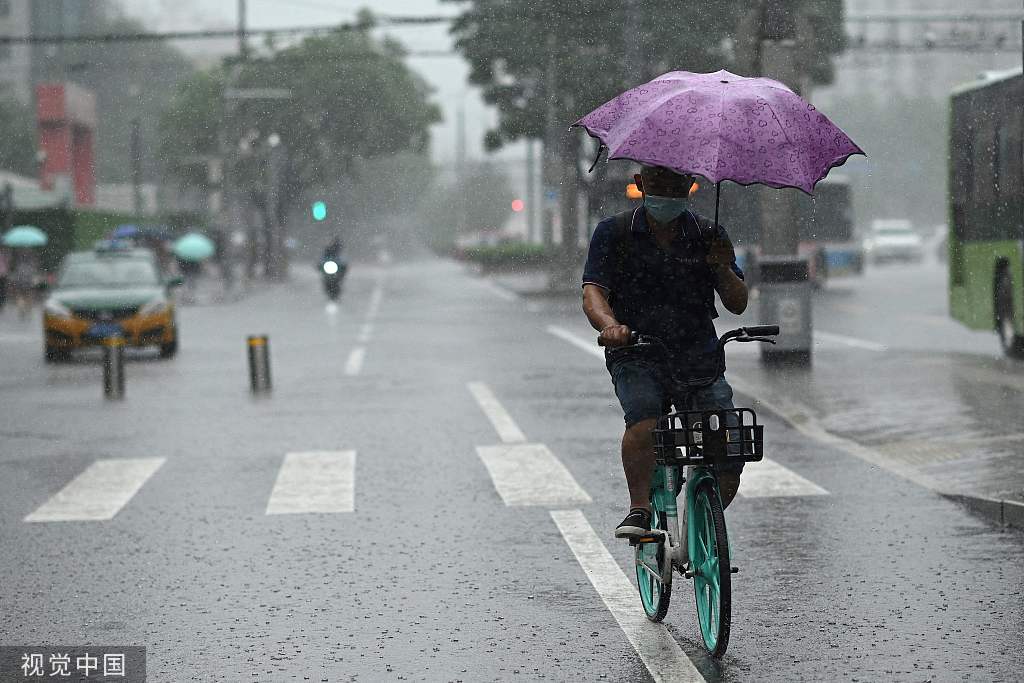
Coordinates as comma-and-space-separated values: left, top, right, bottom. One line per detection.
312, 201, 327, 221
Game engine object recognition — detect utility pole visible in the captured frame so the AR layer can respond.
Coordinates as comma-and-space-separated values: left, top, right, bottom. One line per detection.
1, 183, 13, 232
456, 101, 467, 236
739, 0, 815, 366
542, 33, 557, 248
758, 39, 801, 257
525, 140, 537, 242
238, 0, 248, 60
130, 118, 143, 216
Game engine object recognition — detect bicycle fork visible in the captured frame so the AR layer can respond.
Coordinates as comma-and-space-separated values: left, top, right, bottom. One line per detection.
661, 466, 689, 579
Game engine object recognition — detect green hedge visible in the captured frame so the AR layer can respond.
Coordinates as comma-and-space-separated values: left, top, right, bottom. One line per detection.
460, 242, 552, 269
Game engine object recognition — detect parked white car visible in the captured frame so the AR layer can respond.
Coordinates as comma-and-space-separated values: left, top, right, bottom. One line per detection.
862, 219, 924, 264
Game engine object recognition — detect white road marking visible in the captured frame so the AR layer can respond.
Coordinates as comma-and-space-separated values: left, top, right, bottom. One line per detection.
345, 347, 366, 376
547, 325, 603, 359
477, 443, 591, 506
366, 282, 384, 320
814, 330, 886, 352
25, 458, 165, 522
550, 509, 705, 683
481, 280, 517, 301
738, 457, 828, 497
358, 322, 374, 343
266, 451, 355, 514
467, 381, 527, 443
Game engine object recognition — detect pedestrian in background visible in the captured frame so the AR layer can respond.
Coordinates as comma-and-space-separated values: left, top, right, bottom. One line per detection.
11, 249, 38, 320
0, 247, 9, 310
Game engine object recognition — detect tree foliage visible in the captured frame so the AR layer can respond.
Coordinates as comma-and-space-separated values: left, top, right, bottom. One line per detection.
446, 0, 845, 151
159, 23, 441, 195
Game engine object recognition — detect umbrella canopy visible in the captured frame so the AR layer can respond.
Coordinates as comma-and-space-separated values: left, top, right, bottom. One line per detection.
2, 225, 48, 248
173, 232, 215, 262
574, 69, 863, 194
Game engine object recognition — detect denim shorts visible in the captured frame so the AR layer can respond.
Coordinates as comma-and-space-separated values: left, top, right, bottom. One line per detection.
608, 353, 743, 473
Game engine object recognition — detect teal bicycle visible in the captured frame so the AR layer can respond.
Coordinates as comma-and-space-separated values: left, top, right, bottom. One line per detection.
624, 325, 778, 657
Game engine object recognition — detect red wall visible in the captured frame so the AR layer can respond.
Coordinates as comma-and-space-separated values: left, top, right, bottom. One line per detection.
36, 83, 97, 206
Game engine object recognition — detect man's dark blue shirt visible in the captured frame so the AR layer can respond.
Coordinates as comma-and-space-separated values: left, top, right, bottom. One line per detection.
582, 205, 743, 379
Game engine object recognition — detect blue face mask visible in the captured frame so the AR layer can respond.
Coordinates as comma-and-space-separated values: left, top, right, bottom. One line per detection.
644, 194, 689, 223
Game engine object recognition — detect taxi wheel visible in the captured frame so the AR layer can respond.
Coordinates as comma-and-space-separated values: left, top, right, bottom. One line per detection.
44, 345, 68, 363
159, 335, 178, 359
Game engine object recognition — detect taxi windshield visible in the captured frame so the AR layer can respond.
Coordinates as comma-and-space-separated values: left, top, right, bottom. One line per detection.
58, 258, 160, 288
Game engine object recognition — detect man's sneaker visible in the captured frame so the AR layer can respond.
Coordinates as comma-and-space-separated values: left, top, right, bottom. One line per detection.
615, 508, 652, 540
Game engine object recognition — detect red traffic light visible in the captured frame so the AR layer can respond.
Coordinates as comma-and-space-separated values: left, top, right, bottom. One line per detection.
511, 198, 525, 213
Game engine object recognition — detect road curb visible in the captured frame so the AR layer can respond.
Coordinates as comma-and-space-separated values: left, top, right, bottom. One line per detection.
940, 493, 1024, 531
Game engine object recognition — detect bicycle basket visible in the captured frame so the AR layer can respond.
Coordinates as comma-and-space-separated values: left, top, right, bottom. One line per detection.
652, 408, 764, 466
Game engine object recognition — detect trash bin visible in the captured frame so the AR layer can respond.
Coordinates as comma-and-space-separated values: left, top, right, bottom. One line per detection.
758, 256, 812, 365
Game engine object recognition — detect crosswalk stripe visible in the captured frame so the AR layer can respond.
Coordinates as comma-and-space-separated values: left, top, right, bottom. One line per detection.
477, 443, 591, 506
467, 381, 527, 443
738, 458, 829, 497
345, 347, 366, 375
550, 509, 705, 683
266, 451, 355, 515
25, 458, 165, 522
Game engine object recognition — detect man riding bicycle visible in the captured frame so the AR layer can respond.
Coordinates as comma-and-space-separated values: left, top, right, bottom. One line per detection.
581, 165, 749, 541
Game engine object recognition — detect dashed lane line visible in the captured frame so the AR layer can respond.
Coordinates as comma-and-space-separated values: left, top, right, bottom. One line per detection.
550, 509, 706, 683
266, 451, 355, 514
365, 281, 384, 320
358, 322, 374, 343
480, 279, 518, 301
477, 443, 591, 506
813, 330, 886, 352
547, 325, 603, 359
25, 458, 165, 522
345, 347, 366, 376
467, 381, 528, 444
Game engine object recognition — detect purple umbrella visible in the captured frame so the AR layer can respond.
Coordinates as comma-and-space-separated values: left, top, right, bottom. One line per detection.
574, 69, 864, 223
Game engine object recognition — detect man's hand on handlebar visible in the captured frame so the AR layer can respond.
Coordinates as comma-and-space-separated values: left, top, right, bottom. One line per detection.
598, 324, 633, 347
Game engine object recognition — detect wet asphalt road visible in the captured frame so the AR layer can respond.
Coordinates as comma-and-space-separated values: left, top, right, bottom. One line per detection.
1, 254, 1022, 682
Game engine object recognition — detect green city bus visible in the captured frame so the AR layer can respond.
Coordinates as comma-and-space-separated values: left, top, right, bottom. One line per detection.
948, 68, 1024, 356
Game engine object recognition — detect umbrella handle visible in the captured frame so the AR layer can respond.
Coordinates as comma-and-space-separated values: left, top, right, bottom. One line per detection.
587, 144, 605, 173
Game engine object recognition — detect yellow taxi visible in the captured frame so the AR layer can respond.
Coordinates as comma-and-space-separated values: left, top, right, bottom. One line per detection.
43, 246, 181, 362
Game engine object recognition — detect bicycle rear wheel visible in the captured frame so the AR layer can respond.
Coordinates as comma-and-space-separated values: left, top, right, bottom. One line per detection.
691, 479, 731, 657
635, 498, 671, 622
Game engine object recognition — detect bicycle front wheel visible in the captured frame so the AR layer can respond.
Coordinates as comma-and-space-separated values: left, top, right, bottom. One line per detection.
691, 479, 731, 657
635, 500, 671, 622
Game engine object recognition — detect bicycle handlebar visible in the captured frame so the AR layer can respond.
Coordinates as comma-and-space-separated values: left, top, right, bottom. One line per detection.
741, 324, 779, 337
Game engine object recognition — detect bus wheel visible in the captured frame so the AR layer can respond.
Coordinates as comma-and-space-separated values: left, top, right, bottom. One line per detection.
996, 270, 1024, 358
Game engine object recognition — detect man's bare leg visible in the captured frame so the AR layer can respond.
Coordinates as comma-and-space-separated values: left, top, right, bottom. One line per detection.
622, 418, 659, 510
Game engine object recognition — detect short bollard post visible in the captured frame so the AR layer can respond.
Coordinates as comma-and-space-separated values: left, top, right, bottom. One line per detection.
102, 336, 126, 399
247, 335, 272, 393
